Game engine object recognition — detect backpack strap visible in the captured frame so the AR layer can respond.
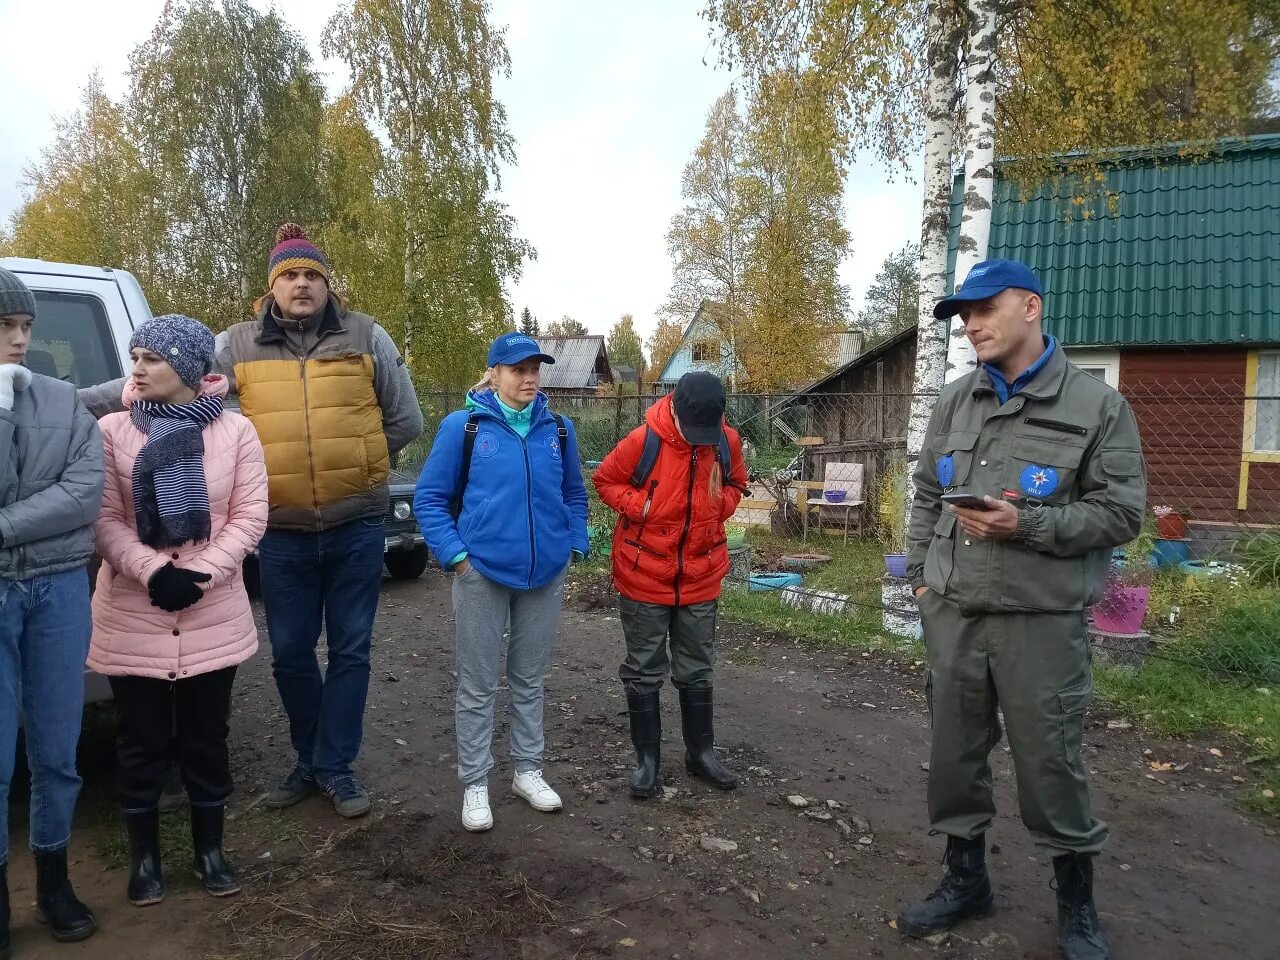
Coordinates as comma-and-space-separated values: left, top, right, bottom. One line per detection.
449, 414, 481, 521
629, 424, 663, 488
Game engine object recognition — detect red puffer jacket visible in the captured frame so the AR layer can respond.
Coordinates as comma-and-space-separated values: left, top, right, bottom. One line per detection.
594, 395, 747, 605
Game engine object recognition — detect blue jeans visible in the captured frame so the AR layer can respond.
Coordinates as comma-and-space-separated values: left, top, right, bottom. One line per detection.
0, 568, 92, 865
258, 517, 385, 784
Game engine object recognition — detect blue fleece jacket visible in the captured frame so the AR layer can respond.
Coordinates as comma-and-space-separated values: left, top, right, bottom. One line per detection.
414, 390, 590, 590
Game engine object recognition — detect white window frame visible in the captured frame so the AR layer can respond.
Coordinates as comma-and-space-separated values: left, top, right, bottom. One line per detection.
1064, 348, 1120, 390
1252, 351, 1280, 454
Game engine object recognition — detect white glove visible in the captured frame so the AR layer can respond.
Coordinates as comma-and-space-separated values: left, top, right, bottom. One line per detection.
0, 364, 32, 411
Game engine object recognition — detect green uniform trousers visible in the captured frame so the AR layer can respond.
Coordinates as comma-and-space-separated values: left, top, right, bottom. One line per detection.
918, 588, 1108, 855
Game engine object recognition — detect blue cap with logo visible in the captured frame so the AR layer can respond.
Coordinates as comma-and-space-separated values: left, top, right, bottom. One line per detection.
932, 258, 1044, 319
486, 332, 556, 367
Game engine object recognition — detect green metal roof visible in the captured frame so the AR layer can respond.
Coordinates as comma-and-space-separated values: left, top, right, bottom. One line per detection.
946, 134, 1280, 347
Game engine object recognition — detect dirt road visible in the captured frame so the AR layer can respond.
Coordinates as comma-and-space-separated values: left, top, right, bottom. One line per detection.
5, 570, 1277, 959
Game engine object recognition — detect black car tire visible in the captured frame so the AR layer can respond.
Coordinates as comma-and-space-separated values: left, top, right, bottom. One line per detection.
385, 544, 430, 580
243, 554, 261, 599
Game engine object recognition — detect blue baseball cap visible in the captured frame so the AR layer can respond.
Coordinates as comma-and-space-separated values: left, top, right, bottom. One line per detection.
932, 258, 1044, 319
486, 332, 555, 367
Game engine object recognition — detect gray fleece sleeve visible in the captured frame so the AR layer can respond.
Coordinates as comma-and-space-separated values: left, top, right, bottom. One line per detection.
371, 324, 424, 455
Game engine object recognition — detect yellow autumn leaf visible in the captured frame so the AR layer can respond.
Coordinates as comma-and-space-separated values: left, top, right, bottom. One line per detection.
619, 938, 638, 948
1150, 761, 1173, 772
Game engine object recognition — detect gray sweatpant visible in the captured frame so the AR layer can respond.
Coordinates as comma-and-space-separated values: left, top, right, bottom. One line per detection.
452, 564, 567, 786
618, 596, 718, 695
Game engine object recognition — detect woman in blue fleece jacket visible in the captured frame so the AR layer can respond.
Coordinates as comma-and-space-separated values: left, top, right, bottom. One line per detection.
414, 332, 589, 832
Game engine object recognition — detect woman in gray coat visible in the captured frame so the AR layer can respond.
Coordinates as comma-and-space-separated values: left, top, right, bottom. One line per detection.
0, 266, 104, 951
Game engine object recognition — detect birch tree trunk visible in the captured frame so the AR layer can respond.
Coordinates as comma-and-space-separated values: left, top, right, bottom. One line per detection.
945, 0, 999, 384
902, 0, 963, 549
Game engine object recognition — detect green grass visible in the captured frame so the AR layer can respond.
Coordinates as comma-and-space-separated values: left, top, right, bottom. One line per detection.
1096, 662, 1280, 816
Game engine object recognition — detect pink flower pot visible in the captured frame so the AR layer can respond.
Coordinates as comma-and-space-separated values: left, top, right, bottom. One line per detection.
1092, 586, 1149, 634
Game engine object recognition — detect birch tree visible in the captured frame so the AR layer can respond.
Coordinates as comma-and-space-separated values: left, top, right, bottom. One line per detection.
323, 0, 533, 387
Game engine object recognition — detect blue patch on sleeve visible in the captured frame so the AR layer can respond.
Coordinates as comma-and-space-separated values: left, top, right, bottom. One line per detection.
936, 454, 955, 487
1019, 463, 1059, 497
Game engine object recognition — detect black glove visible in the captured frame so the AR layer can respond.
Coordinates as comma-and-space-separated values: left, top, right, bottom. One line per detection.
148, 563, 212, 612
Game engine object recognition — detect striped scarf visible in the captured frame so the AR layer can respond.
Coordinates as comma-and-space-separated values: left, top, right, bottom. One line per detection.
130, 395, 224, 548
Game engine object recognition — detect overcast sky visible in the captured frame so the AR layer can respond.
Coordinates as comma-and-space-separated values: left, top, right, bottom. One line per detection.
0, 0, 922, 341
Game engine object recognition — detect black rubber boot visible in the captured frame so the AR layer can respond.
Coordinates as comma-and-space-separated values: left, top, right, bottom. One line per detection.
125, 809, 165, 906
897, 835, 995, 937
678, 687, 737, 790
1, 861, 10, 960
1053, 853, 1109, 960
626, 690, 663, 798
34, 849, 97, 942
190, 804, 241, 897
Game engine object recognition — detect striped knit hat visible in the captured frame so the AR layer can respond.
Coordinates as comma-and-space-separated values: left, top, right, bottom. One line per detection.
267, 223, 330, 289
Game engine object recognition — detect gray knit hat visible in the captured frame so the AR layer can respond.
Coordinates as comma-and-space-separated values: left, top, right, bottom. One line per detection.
129, 314, 215, 389
0, 266, 37, 319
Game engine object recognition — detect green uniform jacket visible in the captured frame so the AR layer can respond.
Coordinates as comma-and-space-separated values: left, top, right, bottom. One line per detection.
907, 345, 1147, 614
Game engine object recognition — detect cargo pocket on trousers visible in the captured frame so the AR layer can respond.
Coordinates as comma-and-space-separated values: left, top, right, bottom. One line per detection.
1058, 681, 1092, 763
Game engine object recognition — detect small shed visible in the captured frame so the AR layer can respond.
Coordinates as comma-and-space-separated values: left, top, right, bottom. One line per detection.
535, 336, 614, 393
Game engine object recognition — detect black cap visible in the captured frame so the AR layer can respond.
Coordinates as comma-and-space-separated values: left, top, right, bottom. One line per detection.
673, 371, 726, 445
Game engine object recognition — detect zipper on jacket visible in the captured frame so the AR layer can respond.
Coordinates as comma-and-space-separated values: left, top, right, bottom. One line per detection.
1023, 416, 1088, 437
298, 355, 322, 525
522, 437, 538, 589
673, 449, 698, 607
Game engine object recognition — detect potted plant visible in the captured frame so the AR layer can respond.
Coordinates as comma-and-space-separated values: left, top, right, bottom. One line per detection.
1153, 504, 1189, 541
1092, 525, 1156, 633
876, 457, 910, 577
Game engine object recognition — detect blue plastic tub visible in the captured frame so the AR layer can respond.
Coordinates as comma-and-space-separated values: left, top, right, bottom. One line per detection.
749, 573, 803, 592
1152, 539, 1191, 567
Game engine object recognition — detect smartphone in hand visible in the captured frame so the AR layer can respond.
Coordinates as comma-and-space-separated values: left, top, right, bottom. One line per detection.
941, 491, 992, 511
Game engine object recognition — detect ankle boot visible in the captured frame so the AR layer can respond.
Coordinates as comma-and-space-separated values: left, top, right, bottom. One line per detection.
124, 809, 165, 906
34, 849, 97, 942
678, 687, 737, 790
1, 862, 10, 960
897, 835, 995, 937
1053, 853, 1108, 960
191, 804, 241, 897
626, 690, 663, 798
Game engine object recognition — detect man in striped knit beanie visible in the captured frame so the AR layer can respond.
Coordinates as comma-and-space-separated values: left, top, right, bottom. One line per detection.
80, 223, 424, 821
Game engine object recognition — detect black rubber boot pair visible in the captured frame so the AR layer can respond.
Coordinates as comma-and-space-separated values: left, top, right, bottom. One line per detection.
34, 849, 97, 943
679, 687, 737, 790
125, 805, 241, 906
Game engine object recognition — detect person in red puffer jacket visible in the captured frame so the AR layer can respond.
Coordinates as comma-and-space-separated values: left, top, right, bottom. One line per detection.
593, 372, 748, 799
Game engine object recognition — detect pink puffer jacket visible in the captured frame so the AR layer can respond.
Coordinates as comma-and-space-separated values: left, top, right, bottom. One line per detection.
89, 376, 268, 680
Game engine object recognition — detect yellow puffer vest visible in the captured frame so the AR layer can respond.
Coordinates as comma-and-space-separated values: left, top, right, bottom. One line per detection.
225, 296, 389, 531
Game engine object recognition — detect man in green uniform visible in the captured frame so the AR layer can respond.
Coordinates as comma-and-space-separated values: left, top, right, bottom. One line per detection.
898, 259, 1146, 960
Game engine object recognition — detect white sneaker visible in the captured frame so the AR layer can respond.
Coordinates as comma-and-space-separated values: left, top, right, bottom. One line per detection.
512, 769, 563, 812
461, 783, 493, 832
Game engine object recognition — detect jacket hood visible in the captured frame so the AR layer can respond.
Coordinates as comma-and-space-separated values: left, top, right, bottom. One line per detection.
122, 374, 231, 408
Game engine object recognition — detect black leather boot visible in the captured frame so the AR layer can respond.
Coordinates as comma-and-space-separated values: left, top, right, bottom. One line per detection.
191, 804, 241, 897
34, 849, 97, 942
626, 690, 663, 798
1053, 853, 1109, 959
897, 835, 995, 937
678, 687, 737, 790
125, 809, 165, 906
1, 861, 11, 960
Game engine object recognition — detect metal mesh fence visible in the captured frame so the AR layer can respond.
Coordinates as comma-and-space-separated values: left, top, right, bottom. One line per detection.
409, 385, 1280, 683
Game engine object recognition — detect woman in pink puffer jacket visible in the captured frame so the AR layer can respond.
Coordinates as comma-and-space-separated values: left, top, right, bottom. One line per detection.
90, 314, 267, 909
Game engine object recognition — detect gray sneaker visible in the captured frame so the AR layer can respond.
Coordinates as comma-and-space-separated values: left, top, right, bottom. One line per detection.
265, 767, 316, 809
323, 776, 371, 818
